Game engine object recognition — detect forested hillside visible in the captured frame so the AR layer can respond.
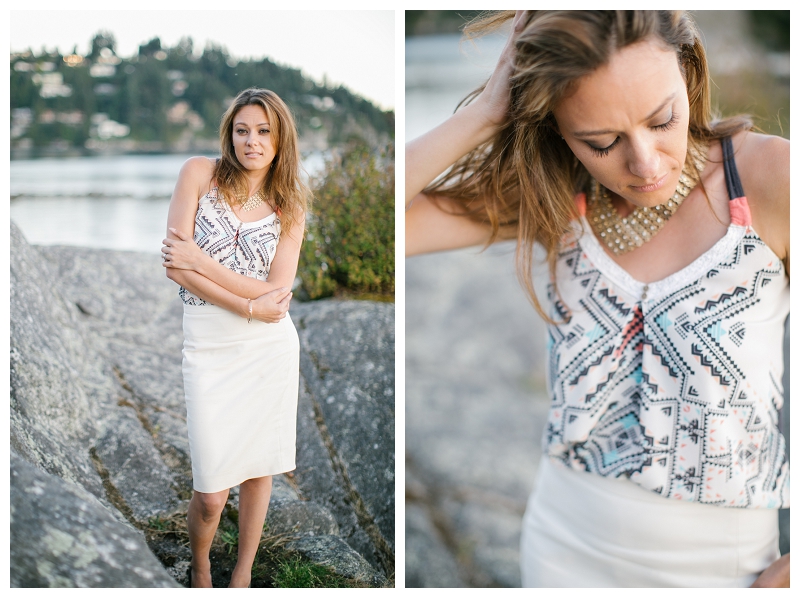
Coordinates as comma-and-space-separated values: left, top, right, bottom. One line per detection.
11, 32, 394, 156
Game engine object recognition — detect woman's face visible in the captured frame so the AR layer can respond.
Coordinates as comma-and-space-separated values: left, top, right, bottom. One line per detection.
231, 104, 277, 176
553, 38, 691, 209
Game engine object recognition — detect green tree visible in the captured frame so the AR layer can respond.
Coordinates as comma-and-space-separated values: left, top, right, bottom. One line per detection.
298, 141, 395, 300
89, 32, 116, 60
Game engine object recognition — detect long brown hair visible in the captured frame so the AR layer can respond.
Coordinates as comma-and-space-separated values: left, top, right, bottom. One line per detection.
427, 11, 751, 319
214, 88, 311, 237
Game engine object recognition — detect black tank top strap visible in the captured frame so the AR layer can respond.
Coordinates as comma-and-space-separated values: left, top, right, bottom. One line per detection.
721, 136, 745, 201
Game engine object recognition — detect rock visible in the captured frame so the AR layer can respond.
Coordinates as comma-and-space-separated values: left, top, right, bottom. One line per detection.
267, 499, 340, 538
406, 245, 549, 587
10, 452, 180, 588
10, 221, 394, 587
285, 535, 387, 587
290, 301, 395, 577
405, 502, 464, 588
10, 224, 108, 507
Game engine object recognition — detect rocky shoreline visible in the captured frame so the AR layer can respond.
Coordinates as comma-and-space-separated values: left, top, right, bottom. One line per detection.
10, 221, 394, 588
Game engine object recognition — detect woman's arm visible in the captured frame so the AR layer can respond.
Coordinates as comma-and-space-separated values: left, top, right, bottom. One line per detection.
406, 101, 503, 209
750, 553, 789, 587
739, 133, 790, 589
405, 11, 527, 256
164, 210, 305, 299
173, 268, 291, 323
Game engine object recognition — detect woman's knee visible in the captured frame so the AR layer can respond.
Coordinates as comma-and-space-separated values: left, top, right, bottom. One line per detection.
193, 489, 228, 519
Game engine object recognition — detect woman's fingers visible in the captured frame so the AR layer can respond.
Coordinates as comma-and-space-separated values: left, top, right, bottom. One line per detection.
261, 286, 290, 301
477, 11, 529, 127
511, 10, 527, 34
169, 227, 188, 240
250, 288, 292, 323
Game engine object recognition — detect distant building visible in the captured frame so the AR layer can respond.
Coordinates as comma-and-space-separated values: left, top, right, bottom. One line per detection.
32, 72, 72, 97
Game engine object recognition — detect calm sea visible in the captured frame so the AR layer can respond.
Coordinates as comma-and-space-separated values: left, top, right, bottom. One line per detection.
10, 152, 325, 253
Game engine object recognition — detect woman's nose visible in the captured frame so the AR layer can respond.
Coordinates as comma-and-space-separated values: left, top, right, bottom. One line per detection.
628, 139, 660, 181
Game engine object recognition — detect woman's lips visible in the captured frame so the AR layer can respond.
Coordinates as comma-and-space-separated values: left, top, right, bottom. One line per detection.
630, 174, 668, 193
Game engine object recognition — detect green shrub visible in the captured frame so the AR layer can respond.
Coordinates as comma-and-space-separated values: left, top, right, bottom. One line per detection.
298, 141, 395, 301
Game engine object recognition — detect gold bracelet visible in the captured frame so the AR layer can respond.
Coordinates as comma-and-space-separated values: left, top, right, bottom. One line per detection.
247, 298, 252, 324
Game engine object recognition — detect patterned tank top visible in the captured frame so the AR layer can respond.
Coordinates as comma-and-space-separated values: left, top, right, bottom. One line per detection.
179, 187, 281, 305
544, 137, 789, 508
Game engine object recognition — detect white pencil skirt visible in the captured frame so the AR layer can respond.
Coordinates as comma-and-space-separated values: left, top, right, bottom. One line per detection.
182, 304, 299, 493
520, 458, 779, 587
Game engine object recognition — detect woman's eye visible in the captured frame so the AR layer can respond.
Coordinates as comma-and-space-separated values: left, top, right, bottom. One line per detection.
236, 128, 247, 134
589, 137, 619, 157
653, 112, 678, 132
260, 129, 270, 134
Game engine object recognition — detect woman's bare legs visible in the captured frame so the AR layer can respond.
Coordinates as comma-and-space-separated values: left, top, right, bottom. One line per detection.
187, 488, 230, 588
229, 476, 273, 588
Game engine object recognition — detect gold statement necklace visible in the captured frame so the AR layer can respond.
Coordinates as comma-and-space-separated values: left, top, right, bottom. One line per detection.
241, 188, 266, 212
588, 143, 708, 255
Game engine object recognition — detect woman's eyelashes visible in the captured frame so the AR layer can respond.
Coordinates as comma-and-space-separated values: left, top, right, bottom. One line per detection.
589, 138, 619, 157
586, 112, 679, 158
652, 111, 678, 132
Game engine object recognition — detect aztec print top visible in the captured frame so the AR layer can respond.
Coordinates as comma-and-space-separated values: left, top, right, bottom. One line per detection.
179, 187, 281, 306
544, 137, 789, 508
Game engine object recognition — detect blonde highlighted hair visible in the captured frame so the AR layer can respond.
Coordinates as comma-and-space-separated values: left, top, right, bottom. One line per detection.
427, 10, 751, 319
214, 88, 311, 236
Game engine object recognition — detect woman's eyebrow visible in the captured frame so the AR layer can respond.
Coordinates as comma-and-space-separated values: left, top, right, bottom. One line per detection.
572, 94, 677, 137
234, 121, 270, 127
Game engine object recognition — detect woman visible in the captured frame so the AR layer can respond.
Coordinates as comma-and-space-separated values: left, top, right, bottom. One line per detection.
161, 88, 309, 588
406, 11, 789, 588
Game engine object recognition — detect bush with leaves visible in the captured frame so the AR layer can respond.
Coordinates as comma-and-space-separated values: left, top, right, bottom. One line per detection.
297, 141, 394, 301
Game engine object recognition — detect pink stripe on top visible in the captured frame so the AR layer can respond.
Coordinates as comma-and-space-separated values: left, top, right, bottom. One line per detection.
574, 192, 587, 217
729, 196, 752, 227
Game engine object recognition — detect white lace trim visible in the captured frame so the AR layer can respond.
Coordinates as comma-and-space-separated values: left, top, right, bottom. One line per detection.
576, 218, 748, 303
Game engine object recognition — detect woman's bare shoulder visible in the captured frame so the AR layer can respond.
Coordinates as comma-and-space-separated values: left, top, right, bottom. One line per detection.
180, 156, 216, 179
177, 156, 216, 197
733, 131, 789, 262
733, 131, 789, 194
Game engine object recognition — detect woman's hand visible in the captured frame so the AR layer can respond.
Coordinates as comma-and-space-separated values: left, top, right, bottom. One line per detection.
250, 287, 292, 324
472, 10, 528, 128
162, 227, 207, 271
750, 553, 789, 588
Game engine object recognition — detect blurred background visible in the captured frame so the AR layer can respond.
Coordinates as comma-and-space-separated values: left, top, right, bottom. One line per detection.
405, 10, 789, 588
10, 10, 395, 301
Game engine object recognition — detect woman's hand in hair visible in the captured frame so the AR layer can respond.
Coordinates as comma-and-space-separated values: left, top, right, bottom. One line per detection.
405, 10, 529, 208
750, 553, 789, 588
474, 10, 528, 129
162, 228, 207, 271
250, 287, 292, 323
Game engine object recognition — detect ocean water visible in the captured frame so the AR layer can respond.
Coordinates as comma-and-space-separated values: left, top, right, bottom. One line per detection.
10, 152, 325, 253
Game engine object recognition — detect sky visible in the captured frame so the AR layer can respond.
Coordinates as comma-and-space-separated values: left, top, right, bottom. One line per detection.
10, 9, 395, 111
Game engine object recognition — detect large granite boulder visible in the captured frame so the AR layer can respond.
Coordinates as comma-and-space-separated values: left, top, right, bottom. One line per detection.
291, 300, 395, 578
11, 452, 180, 588
10, 221, 394, 587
